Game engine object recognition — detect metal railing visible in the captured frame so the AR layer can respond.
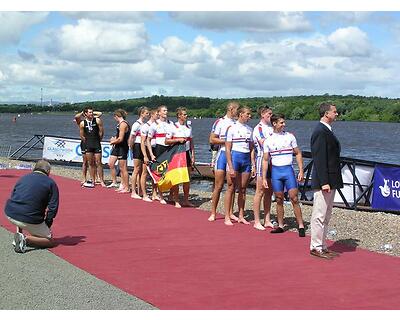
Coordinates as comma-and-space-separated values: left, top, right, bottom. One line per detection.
299, 151, 400, 213
9, 134, 45, 161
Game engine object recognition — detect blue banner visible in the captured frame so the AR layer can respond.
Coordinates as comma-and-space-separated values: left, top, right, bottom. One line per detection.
372, 165, 400, 211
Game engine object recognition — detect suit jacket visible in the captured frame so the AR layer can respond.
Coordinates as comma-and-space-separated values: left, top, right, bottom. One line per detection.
310, 122, 343, 190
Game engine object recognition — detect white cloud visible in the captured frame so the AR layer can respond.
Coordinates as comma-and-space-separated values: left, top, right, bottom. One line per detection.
0, 12, 48, 44
43, 19, 148, 63
158, 35, 217, 64
2, 12, 400, 101
328, 26, 371, 57
169, 12, 312, 33
61, 12, 154, 23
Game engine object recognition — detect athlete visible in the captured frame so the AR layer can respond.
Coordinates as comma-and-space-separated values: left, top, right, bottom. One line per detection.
79, 107, 106, 188
108, 109, 131, 193
207, 101, 239, 222
165, 107, 195, 208
262, 113, 306, 237
128, 106, 149, 199
225, 106, 255, 226
252, 105, 274, 230
147, 105, 174, 204
74, 109, 102, 185
141, 109, 160, 202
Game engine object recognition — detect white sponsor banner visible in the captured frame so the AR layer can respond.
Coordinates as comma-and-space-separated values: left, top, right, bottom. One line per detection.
42, 136, 133, 166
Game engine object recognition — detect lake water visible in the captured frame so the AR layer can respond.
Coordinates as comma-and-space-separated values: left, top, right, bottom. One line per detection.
0, 112, 399, 165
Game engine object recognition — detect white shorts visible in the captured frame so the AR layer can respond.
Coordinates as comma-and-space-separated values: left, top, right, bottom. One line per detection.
7, 216, 52, 239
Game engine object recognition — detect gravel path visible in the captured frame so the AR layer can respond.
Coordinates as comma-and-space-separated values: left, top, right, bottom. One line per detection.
0, 227, 155, 309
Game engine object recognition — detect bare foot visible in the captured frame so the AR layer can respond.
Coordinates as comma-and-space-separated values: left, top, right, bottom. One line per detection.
152, 195, 161, 201
159, 199, 167, 205
142, 197, 153, 202
100, 181, 107, 187
224, 220, 234, 226
229, 214, 239, 222
238, 218, 250, 225
175, 202, 182, 208
264, 222, 274, 229
208, 214, 216, 222
131, 193, 142, 199
118, 189, 130, 194
254, 223, 266, 231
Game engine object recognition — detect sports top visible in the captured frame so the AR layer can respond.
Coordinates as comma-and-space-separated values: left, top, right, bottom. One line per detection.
114, 120, 130, 149
225, 122, 253, 153
130, 119, 144, 144
148, 119, 174, 146
210, 116, 236, 152
166, 121, 193, 151
263, 131, 297, 166
141, 120, 156, 147
252, 121, 273, 157
82, 118, 101, 146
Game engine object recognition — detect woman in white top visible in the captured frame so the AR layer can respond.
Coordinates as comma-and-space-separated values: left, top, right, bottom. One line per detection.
262, 113, 305, 237
225, 106, 255, 226
140, 109, 159, 202
128, 106, 149, 199
165, 107, 195, 208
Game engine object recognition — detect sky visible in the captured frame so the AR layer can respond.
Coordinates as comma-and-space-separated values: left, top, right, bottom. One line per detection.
2, 3, 400, 103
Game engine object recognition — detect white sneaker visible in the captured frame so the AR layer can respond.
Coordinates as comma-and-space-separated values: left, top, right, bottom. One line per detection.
82, 181, 95, 188
14, 232, 26, 253
106, 182, 119, 188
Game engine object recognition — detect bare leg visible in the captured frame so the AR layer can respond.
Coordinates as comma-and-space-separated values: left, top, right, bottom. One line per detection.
81, 154, 88, 184
274, 192, 285, 228
227, 174, 238, 222
141, 164, 152, 201
118, 160, 129, 192
182, 182, 194, 207
288, 188, 304, 228
170, 185, 181, 208
208, 170, 225, 221
108, 156, 118, 185
263, 179, 273, 228
86, 152, 96, 184
224, 173, 235, 226
131, 159, 142, 199
253, 177, 266, 230
237, 172, 251, 225
95, 153, 106, 186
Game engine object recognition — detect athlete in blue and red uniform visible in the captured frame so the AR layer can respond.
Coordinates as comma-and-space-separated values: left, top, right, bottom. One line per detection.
207, 101, 239, 222
262, 113, 305, 237
225, 106, 255, 226
252, 105, 274, 230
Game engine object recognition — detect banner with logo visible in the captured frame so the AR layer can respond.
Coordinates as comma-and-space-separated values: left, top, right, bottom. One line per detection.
371, 165, 400, 211
42, 136, 133, 166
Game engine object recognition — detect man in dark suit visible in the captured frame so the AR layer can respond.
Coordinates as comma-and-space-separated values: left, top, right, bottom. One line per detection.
310, 103, 343, 259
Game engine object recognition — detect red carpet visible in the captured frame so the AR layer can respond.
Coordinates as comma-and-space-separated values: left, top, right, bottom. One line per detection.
1, 169, 400, 309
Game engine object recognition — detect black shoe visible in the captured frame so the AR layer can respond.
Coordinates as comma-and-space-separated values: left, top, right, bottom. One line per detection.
270, 227, 284, 234
298, 228, 305, 237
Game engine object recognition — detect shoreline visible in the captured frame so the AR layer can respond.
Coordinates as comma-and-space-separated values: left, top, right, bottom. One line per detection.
1, 156, 399, 257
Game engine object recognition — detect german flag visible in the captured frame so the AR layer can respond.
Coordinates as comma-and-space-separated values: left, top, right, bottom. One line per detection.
148, 144, 190, 192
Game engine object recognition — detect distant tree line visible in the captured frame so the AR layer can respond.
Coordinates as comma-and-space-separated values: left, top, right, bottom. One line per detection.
1, 94, 400, 122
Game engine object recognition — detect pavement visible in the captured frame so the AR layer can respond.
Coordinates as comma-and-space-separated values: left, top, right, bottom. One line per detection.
0, 226, 156, 310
